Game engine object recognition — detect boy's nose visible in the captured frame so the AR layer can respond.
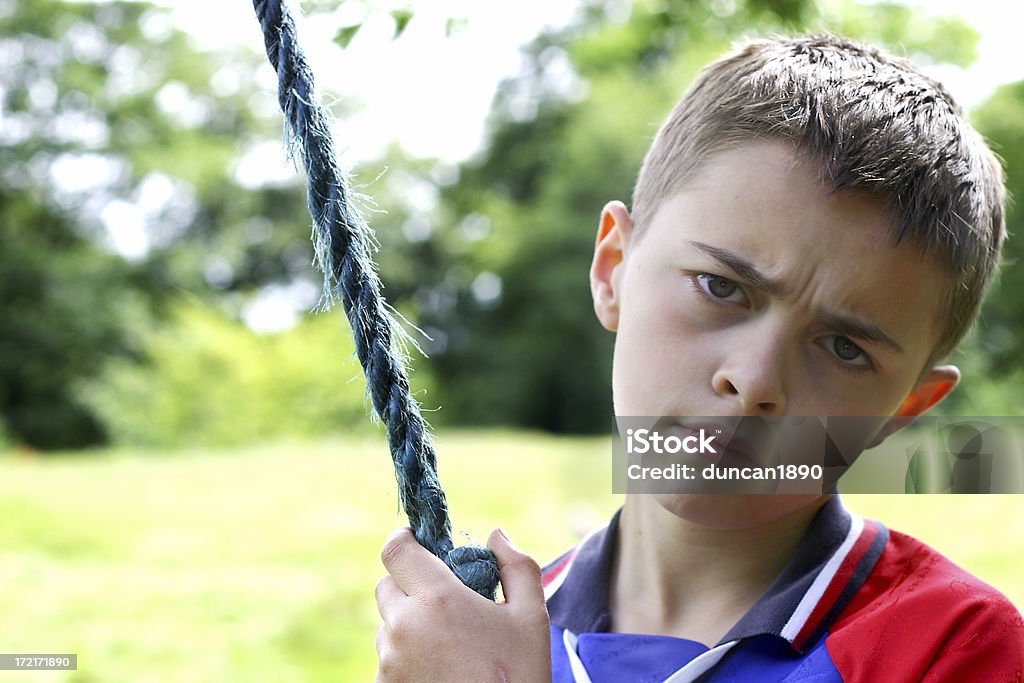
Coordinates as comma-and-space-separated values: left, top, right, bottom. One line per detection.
710, 329, 789, 417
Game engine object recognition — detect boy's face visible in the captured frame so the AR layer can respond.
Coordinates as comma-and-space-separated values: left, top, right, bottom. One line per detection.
591, 141, 960, 528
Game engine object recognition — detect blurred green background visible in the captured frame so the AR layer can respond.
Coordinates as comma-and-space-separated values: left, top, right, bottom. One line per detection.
1, 0, 1022, 680
1, 437, 1022, 681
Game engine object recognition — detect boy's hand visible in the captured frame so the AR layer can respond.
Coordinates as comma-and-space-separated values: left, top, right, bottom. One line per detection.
374, 527, 552, 682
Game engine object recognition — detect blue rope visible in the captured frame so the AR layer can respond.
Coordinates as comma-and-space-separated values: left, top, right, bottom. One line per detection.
251, 0, 499, 600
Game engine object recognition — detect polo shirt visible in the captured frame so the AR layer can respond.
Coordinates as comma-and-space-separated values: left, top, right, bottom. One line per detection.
542, 496, 1024, 682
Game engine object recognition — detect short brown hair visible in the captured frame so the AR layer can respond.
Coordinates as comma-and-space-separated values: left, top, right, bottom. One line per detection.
632, 34, 1006, 365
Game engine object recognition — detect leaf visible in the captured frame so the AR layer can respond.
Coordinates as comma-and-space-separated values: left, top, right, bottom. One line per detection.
334, 23, 361, 49
390, 9, 413, 40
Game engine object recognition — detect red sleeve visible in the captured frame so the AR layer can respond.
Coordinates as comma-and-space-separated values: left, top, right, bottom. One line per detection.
920, 592, 1024, 683
827, 529, 1024, 683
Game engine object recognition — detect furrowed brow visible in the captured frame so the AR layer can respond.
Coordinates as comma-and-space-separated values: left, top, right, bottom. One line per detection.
818, 311, 905, 354
687, 241, 791, 298
686, 240, 905, 354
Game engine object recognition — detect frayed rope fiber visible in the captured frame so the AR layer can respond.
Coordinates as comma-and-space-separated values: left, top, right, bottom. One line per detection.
251, 0, 500, 600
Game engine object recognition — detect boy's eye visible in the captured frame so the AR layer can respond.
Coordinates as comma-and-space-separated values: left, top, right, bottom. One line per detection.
695, 273, 748, 304
822, 335, 870, 367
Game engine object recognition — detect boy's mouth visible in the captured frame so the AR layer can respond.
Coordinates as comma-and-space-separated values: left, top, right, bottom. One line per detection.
668, 418, 771, 468
651, 419, 757, 466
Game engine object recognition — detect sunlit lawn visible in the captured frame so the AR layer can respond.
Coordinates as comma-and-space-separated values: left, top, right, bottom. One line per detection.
1, 431, 1021, 681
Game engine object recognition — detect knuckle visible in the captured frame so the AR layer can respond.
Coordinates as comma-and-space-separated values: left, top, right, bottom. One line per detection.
374, 576, 389, 604
415, 585, 451, 612
412, 592, 438, 613
419, 598, 447, 623
520, 554, 543, 578
376, 649, 401, 682
375, 627, 402, 682
387, 611, 415, 645
380, 529, 408, 568
505, 553, 542, 578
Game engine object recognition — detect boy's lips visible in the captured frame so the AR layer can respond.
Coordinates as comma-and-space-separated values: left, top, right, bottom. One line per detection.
670, 420, 760, 466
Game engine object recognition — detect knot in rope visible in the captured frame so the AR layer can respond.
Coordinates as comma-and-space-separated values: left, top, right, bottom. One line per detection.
251, 0, 499, 600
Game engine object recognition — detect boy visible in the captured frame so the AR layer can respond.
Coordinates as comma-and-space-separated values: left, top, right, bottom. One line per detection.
373, 34, 1024, 681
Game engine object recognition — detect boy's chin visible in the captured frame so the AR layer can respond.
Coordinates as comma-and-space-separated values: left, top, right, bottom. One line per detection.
651, 492, 828, 530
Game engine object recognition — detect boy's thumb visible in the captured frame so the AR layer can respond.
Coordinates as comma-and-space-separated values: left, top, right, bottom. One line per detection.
487, 528, 545, 607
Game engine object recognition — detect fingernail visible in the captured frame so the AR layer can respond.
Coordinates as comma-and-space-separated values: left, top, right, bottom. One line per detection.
497, 527, 511, 542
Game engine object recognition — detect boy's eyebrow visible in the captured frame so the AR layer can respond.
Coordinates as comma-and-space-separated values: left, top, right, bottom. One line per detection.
687, 240, 905, 354
688, 241, 791, 297
817, 311, 904, 354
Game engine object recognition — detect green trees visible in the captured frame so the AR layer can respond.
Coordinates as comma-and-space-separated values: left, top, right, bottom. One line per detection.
973, 81, 1024, 374
80, 300, 377, 448
3, 0, 1018, 449
0, 0, 311, 447
954, 80, 1024, 412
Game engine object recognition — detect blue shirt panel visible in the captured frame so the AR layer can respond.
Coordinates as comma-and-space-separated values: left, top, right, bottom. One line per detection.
551, 626, 843, 683
708, 632, 842, 682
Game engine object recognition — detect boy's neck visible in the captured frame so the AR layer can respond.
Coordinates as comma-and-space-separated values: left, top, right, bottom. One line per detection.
608, 494, 830, 647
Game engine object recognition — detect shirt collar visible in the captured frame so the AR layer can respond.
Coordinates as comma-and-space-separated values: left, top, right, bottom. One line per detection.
542, 495, 888, 652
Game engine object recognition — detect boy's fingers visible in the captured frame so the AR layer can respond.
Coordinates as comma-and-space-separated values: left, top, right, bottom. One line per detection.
374, 574, 406, 621
380, 527, 457, 596
488, 528, 545, 608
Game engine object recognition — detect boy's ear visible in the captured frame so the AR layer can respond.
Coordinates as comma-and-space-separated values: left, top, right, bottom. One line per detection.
590, 201, 632, 332
867, 365, 960, 447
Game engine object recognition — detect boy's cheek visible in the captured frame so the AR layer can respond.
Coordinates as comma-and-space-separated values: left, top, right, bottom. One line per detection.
613, 306, 713, 416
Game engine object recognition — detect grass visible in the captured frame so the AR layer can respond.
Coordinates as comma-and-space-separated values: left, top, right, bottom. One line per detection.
0, 431, 1021, 681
